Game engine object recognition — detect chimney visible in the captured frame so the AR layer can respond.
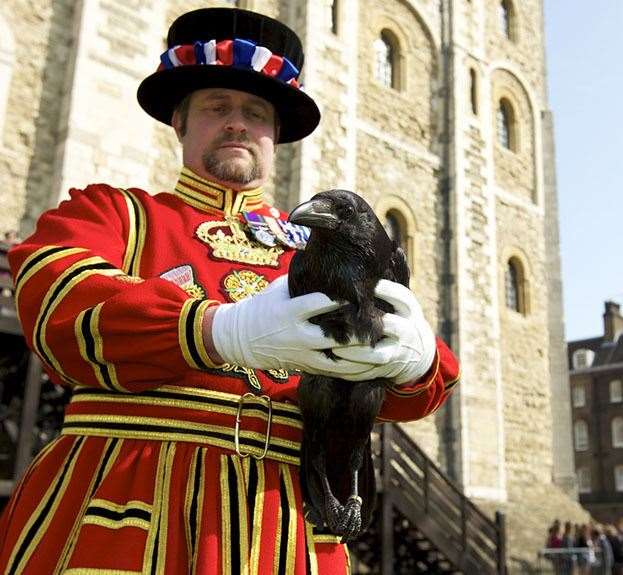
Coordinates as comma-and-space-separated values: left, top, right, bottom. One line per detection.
603, 301, 623, 342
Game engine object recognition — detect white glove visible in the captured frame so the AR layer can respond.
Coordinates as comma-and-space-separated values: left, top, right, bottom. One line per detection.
331, 280, 436, 385
211, 275, 379, 377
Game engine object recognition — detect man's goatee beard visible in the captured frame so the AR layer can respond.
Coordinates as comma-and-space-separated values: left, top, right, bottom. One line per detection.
202, 153, 263, 185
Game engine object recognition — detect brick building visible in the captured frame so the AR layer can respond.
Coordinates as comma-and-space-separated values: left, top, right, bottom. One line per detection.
0, 0, 590, 569
568, 301, 623, 524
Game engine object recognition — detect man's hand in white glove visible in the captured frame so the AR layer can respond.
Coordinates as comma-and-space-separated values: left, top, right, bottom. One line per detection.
203, 275, 379, 377
331, 279, 437, 385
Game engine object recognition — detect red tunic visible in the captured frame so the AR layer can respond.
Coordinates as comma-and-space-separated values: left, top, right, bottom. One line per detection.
0, 168, 459, 574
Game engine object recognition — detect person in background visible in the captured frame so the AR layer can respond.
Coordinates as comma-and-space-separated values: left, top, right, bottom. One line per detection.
593, 525, 614, 575
605, 525, 623, 575
561, 520, 577, 575
576, 523, 596, 575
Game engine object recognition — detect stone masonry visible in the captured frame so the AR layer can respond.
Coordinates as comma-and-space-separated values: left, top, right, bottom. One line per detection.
0, 0, 589, 570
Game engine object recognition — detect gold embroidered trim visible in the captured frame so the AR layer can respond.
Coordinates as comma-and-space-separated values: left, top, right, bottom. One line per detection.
69, 390, 302, 429
179, 299, 223, 370
75, 303, 128, 393
14, 246, 88, 304
82, 516, 151, 531
33, 256, 121, 385
220, 455, 232, 575
305, 521, 320, 575
386, 351, 441, 398
63, 570, 143, 574
6, 438, 86, 575
280, 464, 298, 574
118, 189, 146, 276
249, 460, 265, 575
195, 218, 283, 267
174, 167, 264, 216
231, 457, 250, 575
62, 414, 301, 465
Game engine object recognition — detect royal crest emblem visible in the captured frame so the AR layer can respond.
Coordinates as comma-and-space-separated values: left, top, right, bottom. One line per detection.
196, 217, 283, 267
222, 269, 269, 302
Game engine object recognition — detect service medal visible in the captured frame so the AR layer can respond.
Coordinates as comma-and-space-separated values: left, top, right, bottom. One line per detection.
265, 216, 295, 248
278, 219, 309, 249
242, 211, 277, 247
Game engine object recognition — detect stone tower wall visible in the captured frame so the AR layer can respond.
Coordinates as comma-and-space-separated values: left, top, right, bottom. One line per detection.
0, 0, 77, 236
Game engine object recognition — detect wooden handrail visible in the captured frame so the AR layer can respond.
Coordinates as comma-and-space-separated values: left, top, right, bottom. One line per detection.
379, 424, 507, 574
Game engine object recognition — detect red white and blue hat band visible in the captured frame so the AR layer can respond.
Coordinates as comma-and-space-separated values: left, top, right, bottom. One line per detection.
158, 38, 301, 89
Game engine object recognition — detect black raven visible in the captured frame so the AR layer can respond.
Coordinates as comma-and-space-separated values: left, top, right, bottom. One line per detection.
288, 189, 410, 540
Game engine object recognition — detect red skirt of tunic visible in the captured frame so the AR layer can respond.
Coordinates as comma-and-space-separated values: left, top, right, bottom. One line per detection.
0, 386, 351, 575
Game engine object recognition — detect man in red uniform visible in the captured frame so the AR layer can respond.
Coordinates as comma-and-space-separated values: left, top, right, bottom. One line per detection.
0, 7, 459, 574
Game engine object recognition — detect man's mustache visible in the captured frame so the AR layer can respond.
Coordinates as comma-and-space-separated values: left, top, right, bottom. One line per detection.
213, 133, 258, 156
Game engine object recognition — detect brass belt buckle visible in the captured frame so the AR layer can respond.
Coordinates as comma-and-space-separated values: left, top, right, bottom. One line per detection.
234, 392, 272, 460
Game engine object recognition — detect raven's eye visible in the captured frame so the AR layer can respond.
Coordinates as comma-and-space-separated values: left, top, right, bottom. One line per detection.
340, 204, 355, 219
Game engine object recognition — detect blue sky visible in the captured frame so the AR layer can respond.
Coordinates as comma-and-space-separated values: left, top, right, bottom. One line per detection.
543, 2, 623, 341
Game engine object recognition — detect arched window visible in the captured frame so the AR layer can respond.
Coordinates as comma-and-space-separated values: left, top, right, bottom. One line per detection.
574, 420, 588, 451
504, 257, 526, 314
572, 384, 586, 408
577, 467, 591, 493
384, 210, 405, 248
612, 417, 623, 448
499, 0, 514, 40
470, 68, 478, 115
374, 31, 399, 89
0, 14, 15, 143
610, 379, 622, 403
497, 98, 517, 151
572, 349, 595, 370
330, 0, 339, 34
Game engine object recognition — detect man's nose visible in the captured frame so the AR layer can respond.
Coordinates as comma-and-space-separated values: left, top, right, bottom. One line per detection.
224, 108, 247, 134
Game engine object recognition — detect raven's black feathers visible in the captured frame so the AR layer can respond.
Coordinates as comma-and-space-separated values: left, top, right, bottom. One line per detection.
288, 189, 410, 540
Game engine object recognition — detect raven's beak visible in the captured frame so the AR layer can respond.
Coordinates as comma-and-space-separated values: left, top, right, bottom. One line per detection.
288, 198, 339, 229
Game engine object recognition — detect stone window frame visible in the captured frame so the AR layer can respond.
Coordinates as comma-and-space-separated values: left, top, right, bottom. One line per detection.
572, 383, 586, 408
610, 379, 623, 403
498, 0, 518, 43
374, 195, 417, 278
0, 12, 15, 146
574, 420, 589, 452
503, 255, 528, 315
496, 97, 518, 152
491, 67, 539, 205
577, 466, 591, 493
373, 29, 402, 91
612, 416, 623, 448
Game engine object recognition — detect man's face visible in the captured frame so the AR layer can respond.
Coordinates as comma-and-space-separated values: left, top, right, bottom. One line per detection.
173, 88, 277, 189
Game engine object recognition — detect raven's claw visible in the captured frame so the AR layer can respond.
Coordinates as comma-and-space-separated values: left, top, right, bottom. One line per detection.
337, 495, 362, 541
323, 493, 345, 533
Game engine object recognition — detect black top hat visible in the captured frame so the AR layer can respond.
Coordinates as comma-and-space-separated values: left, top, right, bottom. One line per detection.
137, 8, 320, 143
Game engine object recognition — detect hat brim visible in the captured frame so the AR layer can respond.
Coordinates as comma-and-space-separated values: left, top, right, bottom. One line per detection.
137, 66, 320, 144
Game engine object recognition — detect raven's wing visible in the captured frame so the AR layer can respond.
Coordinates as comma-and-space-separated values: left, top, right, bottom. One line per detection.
288, 250, 308, 297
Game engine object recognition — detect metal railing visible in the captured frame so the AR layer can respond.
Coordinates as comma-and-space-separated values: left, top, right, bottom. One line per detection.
536, 547, 611, 575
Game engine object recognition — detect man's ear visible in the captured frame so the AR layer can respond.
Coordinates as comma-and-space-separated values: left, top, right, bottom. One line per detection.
171, 110, 183, 142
